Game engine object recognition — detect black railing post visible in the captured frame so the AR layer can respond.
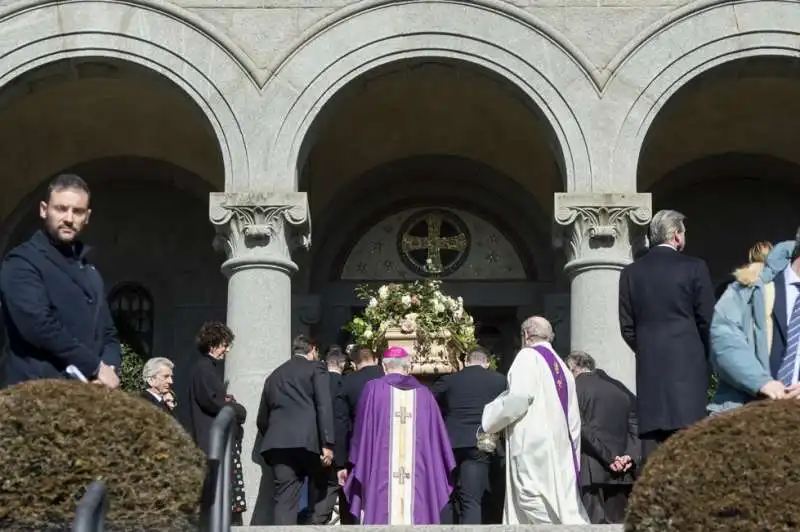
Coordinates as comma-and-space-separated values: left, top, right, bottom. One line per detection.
200, 405, 236, 532
72, 481, 109, 532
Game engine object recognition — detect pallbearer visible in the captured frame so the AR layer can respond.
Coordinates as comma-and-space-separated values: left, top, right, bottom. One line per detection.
342, 346, 455, 524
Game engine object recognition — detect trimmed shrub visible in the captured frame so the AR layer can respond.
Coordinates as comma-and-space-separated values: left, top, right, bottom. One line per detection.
0, 379, 206, 531
626, 399, 800, 531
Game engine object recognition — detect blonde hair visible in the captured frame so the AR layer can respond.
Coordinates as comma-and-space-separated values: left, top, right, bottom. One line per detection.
748, 241, 773, 264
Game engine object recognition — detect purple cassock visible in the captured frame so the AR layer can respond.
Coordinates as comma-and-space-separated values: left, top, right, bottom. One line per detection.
344, 372, 456, 525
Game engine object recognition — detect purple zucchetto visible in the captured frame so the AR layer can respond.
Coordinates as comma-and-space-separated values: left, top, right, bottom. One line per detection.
383, 346, 409, 359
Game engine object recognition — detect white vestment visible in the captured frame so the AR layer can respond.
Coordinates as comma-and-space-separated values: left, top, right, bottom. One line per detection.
482, 342, 589, 525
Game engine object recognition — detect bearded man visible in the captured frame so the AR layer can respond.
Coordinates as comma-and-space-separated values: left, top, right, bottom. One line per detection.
0, 174, 120, 388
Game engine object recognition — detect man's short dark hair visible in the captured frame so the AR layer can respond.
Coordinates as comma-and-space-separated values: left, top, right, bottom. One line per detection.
350, 346, 375, 365
292, 335, 316, 356
195, 321, 234, 354
792, 226, 800, 261
45, 174, 91, 203
325, 346, 346, 367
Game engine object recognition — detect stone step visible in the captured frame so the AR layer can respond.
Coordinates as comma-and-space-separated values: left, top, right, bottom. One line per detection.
234, 526, 623, 531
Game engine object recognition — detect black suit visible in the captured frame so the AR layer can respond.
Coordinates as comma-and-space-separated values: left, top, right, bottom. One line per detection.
769, 271, 790, 378
574, 370, 637, 524
336, 363, 384, 523
432, 365, 506, 524
256, 355, 334, 525
619, 245, 714, 452
0, 230, 121, 385
139, 389, 174, 416
311, 371, 349, 524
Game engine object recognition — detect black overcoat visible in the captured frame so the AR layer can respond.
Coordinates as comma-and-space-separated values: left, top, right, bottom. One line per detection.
0, 230, 120, 385
619, 245, 715, 435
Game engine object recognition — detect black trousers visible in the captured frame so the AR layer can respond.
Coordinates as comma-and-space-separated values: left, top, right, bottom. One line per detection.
264, 448, 330, 525
581, 484, 631, 524
452, 448, 492, 525
640, 429, 677, 470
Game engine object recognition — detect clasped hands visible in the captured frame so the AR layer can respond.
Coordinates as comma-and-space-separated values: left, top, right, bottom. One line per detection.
609, 455, 633, 473
759, 380, 800, 400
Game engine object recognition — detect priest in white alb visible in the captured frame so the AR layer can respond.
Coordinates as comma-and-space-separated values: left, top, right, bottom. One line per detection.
482, 316, 589, 524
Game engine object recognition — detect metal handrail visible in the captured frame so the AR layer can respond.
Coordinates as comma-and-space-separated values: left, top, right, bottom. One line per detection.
200, 405, 236, 532
72, 481, 109, 532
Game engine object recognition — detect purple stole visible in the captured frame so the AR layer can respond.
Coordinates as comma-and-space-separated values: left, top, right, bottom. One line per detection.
532, 345, 580, 489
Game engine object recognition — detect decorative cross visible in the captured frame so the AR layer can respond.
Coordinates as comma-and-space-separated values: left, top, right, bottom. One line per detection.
395, 407, 413, 424
401, 213, 467, 273
393, 467, 411, 485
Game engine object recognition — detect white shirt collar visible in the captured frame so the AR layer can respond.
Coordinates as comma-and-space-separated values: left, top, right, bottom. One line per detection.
785, 265, 800, 285
147, 389, 163, 402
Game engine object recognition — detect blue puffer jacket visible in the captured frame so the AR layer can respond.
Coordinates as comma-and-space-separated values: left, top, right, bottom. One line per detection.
707, 240, 795, 414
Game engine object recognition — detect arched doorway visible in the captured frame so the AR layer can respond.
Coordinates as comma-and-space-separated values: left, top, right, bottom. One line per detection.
295, 58, 571, 362
638, 56, 800, 285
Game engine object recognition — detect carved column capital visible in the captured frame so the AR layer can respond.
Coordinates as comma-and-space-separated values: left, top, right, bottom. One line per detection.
553, 193, 651, 272
209, 192, 311, 276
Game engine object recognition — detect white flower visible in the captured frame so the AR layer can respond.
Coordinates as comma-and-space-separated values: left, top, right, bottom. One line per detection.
454, 308, 463, 319
363, 329, 373, 339
368, 297, 378, 308
379, 321, 389, 331
456, 296, 464, 308
378, 286, 389, 299
433, 302, 445, 314
401, 295, 411, 306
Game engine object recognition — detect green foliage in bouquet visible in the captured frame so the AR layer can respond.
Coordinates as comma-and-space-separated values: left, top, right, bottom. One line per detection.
0, 379, 206, 531
120, 342, 146, 394
626, 399, 800, 531
345, 280, 479, 361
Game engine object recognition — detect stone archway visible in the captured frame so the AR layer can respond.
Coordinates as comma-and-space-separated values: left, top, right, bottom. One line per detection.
0, 0, 253, 189
609, 0, 800, 190
638, 56, 800, 282
261, 0, 595, 191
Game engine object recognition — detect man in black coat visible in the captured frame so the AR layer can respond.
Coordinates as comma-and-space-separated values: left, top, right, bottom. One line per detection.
619, 209, 715, 460
0, 174, 120, 388
257, 335, 334, 525
335, 345, 384, 523
565, 351, 638, 524
308, 345, 349, 524
432, 347, 506, 524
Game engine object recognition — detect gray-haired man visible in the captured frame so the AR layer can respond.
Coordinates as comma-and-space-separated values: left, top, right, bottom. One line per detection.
619, 209, 715, 461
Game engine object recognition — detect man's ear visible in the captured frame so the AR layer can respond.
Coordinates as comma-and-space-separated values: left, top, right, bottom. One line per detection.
84, 208, 92, 226
39, 201, 48, 220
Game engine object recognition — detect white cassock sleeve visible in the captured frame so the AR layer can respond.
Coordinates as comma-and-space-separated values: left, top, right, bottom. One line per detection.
481, 349, 538, 434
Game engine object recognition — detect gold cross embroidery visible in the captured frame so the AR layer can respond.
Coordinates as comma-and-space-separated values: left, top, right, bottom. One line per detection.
393, 466, 411, 485
395, 407, 413, 424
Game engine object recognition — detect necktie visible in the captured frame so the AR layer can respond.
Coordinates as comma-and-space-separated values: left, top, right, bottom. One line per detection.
777, 284, 800, 386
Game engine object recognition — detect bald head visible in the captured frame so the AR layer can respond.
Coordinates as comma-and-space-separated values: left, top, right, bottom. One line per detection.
521, 316, 554, 347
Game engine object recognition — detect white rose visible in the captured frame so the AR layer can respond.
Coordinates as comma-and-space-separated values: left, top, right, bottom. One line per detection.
368, 298, 378, 308
434, 302, 445, 314
363, 329, 373, 339
457, 296, 464, 308
454, 308, 463, 319
378, 286, 389, 299
401, 295, 412, 306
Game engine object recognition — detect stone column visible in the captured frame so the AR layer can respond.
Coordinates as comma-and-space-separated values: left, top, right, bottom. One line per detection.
553, 193, 651, 392
209, 192, 310, 524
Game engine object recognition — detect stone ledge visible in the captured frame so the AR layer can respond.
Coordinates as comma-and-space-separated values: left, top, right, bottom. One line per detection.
233, 526, 623, 531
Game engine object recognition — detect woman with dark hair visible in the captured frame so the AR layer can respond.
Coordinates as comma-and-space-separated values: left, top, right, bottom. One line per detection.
188, 321, 248, 524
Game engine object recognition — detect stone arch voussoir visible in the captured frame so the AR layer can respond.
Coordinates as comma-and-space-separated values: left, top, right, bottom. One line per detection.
609, 0, 800, 191
262, 0, 596, 192
0, 0, 254, 190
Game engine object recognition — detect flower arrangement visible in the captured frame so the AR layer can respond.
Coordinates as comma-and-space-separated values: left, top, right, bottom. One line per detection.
345, 280, 478, 364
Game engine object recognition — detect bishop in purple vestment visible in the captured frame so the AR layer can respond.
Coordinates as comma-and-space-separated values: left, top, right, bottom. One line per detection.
344, 346, 456, 525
